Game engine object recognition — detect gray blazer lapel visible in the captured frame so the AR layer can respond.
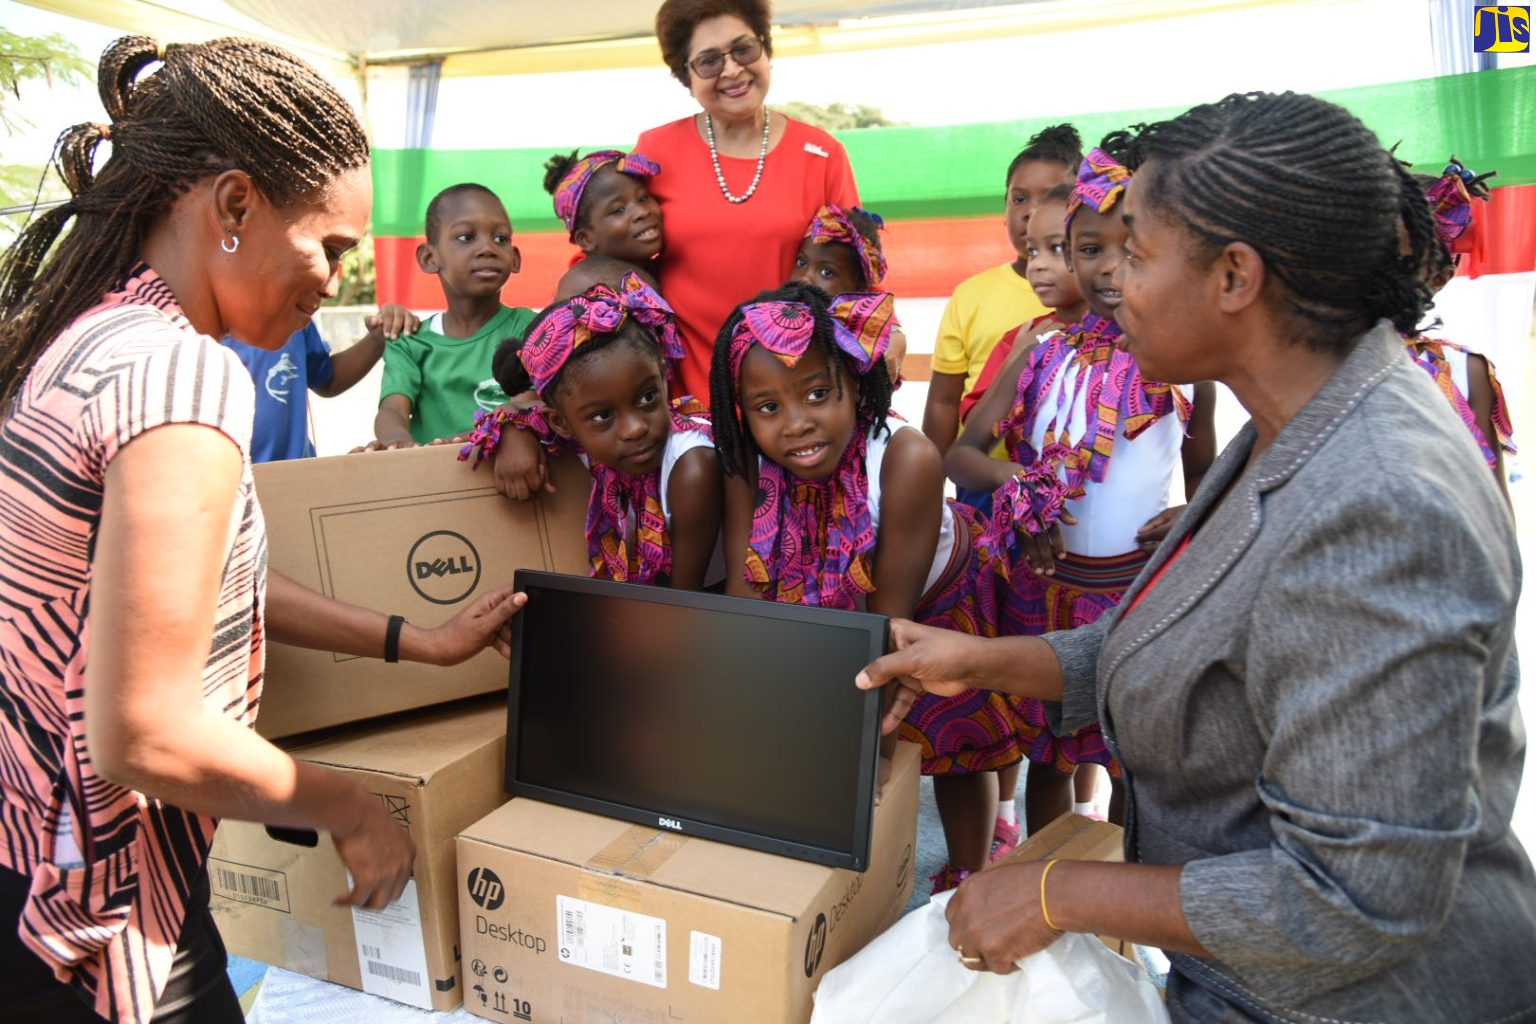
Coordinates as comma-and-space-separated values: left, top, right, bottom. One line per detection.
1100, 425, 1259, 684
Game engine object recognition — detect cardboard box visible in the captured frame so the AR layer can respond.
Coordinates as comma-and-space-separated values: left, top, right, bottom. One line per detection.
253, 443, 589, 738
455, 742, 921, 1024
209, 698, 512, 1012
991, 812, 1132, 958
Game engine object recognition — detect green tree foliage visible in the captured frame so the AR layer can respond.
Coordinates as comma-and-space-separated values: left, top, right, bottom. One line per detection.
1, 29, 93, 242
773, 101, 901, 130
330, 230, 377, 307
1, 28, 93, 134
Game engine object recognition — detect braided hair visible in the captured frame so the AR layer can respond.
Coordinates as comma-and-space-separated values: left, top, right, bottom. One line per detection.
1129, 92, 1433, 353
1006, 123, 1084, 186
709, 280, 893, 478
0, 35, 370, 409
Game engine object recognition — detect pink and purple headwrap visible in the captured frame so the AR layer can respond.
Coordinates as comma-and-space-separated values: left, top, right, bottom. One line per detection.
727, 292, 894, 382
804, 205, 888, 288
1064, 147, 1133, 235
1423, 158, 1495, 257
553, 150, 661, 238
519, 272, 684, 395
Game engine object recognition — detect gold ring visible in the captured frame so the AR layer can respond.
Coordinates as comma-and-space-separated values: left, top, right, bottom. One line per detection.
957, 952, 984, 965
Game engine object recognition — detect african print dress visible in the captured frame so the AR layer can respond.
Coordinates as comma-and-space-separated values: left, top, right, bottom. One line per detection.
463, 398, 711, 585
1406, 335, 1515, 476
745, 418, 1021, 775
989, 314, 1190, 774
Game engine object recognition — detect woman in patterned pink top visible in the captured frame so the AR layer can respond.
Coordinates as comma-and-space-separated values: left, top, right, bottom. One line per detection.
0, 38, 524, 1024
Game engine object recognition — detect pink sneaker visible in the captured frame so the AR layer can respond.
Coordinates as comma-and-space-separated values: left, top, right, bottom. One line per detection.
989, 817, 1021, 862
929, 864, 972, 895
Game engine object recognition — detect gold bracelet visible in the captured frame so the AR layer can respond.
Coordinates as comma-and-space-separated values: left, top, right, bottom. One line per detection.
1040, 858, 1063, 933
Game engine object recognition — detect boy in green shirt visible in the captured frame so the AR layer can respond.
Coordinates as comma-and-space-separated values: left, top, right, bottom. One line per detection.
375, 183, 537, 445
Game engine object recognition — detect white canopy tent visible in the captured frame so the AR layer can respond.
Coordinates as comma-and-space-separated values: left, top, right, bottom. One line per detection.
15, 0, 1319, 76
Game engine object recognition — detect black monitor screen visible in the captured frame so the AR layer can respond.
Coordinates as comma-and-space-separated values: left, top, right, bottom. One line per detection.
507, 570, 888, 869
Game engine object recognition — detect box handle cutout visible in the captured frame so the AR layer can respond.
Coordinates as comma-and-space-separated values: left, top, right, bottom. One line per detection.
265, 826, 320, 848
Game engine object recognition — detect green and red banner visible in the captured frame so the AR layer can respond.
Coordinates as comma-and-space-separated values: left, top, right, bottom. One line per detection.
370, 66, 1535, 308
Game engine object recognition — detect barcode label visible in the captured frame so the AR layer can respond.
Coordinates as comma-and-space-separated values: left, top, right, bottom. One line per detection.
209, 859, 288, 912
350, 878, 433, 1009
366, 959, 422, 988
556, 895, 666, 989
217, 867, 280, 902
689, 931, 722, 990
561, 905, 587, 948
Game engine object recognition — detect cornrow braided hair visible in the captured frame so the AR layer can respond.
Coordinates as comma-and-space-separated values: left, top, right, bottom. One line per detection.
709, 280, 893, 478
0, 35, 370, 409
1131, 92, 1433, 353
1006, 123, 1084, 186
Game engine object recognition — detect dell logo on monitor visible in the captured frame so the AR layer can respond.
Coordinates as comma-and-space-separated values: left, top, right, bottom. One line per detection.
658, 817, 683, 831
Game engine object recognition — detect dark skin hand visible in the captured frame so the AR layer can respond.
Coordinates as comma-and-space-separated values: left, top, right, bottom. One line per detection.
1134, 504, 1184, 551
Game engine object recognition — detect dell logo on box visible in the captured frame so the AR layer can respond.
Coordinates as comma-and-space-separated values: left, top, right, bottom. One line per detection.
407, 530, 482, 605
658, 817, 683, 831
467, 866, 504, 910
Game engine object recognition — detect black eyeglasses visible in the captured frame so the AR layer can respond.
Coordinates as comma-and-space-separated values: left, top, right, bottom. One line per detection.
688, 37, 763, 79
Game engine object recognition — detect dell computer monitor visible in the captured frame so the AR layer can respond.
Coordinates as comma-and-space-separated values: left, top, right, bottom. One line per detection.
506, 570, 889, 870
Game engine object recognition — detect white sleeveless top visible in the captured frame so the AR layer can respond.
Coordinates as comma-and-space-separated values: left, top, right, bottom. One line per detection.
867, 422, 957, 595
1442, 344, 1471, 398
1025, 361, 1191, 558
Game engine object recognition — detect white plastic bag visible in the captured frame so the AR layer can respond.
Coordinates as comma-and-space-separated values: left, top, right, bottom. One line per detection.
811, 890, 1169, 1024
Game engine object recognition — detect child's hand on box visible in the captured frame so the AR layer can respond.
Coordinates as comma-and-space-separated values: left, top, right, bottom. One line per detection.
349, 438, 417, 452
493, 427, 553, 501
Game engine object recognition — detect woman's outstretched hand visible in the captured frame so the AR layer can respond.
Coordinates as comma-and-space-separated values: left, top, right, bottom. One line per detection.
856, 619, 984, 734
416, 586, 527, 663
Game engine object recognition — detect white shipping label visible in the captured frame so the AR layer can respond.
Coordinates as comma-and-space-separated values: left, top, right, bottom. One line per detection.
688, 930, 722, 990
556, 894, 667, 989
349, 878, 434, 1010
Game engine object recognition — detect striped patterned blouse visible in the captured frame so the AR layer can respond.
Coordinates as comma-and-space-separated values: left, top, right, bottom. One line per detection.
0, 265, 266, 1023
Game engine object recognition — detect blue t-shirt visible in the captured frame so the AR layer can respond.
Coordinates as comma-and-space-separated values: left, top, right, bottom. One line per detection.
223, 323, 336, 462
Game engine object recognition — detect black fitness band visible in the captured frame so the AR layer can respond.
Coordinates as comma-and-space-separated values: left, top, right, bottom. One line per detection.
384, 614, 407, 663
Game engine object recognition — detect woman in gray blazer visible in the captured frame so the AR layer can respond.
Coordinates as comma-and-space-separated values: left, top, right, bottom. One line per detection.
859, 91, 1535, 1023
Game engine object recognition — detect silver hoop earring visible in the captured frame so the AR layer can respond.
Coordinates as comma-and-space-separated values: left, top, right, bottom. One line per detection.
221, 235, 240, 254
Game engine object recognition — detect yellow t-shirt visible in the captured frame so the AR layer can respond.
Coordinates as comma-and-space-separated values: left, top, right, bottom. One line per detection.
930, 263, 1048, 396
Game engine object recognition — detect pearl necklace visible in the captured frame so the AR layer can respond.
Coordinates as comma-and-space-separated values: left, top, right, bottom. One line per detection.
704, 111, 771, 204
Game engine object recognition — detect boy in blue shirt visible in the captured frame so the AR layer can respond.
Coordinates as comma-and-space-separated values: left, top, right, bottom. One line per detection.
225, 304, 417, 461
